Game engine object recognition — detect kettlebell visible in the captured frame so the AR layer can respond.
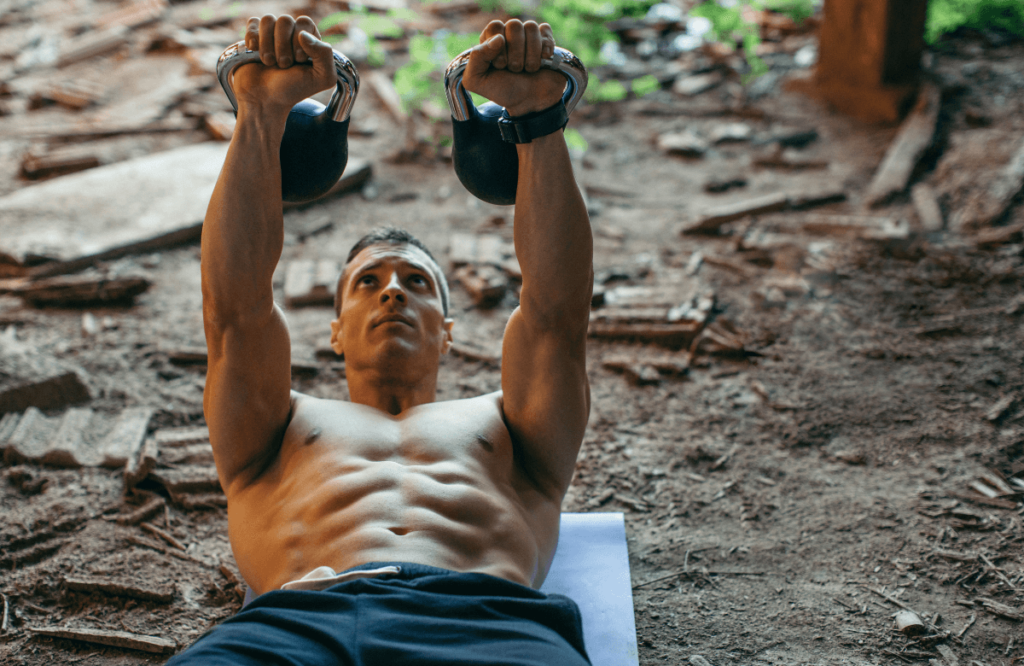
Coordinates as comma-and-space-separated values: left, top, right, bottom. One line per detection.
444, 46, 588, 206
216, 40, 360, 204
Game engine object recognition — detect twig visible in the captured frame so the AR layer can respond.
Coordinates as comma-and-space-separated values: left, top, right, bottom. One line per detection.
1006, 637, 1015, 657
140, 522, 186, 551
1, 591, 8, 633
979, 554, 1018, 592
125, 535, 202, 564
863, 586, 916, 612
955, 614, 976, 639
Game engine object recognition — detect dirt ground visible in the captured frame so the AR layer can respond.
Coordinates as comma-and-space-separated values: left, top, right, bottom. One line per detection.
2, 5, 1024, 666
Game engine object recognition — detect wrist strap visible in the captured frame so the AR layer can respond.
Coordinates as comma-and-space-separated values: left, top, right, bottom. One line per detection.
497, 101, 568, 144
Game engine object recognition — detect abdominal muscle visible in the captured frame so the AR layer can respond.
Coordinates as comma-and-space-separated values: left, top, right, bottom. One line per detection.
225, 396, 556, 595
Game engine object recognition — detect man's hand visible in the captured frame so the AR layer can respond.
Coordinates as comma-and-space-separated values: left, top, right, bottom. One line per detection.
233, 15, 337, 117
462, 20, 567, 117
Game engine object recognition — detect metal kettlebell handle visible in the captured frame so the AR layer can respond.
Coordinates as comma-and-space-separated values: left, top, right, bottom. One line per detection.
443, 46, 587, 206
215, 40, 360, 203
443, 46, 587, 122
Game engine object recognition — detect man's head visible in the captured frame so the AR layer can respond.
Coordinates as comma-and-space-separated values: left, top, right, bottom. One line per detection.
330, 228, 453, 379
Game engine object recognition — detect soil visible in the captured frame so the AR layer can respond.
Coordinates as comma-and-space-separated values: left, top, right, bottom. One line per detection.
2, 8, 1024, 666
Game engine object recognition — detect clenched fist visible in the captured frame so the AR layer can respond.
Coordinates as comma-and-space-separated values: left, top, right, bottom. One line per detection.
232, 14, 337, 116
461, 20, 567, 117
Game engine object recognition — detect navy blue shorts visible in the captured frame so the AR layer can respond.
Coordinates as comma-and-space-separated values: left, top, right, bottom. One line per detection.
166, 562, 592, 666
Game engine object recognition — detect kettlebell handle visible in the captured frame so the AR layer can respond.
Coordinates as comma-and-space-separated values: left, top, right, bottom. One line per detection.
216, 40, 360, 122
444, 46, 587, 122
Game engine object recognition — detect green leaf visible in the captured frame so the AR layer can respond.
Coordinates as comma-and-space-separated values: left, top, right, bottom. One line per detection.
631, 74, 660, 97
564, 128, 589, 154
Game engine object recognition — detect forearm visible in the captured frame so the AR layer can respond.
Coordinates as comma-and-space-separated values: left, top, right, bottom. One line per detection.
513, 131, 594, 329
201, 106, 290, 324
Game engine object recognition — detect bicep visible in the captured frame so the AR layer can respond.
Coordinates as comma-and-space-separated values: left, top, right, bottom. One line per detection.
500, 307, 590, 499
203, 302, 293, 492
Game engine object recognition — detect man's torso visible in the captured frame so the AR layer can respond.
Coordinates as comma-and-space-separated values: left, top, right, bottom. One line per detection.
225, 391, 563, 594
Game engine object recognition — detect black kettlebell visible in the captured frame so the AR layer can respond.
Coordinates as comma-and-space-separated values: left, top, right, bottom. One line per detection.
444, 46, 588, 206
216, 41, 360, 204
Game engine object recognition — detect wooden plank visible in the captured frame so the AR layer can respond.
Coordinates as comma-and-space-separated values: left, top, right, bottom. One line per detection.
29, 626, 176, 654
12, 276, 151, 307
0, 347, 91, 415
94, 0, 168, 30
367, 70, 407, 123
64, 575, 175, 603
153, 426, 209, 448
40, 408, 95, 467
124, 436, 158, 489
3, 408, 56, 464
57, 26, 130, 68
0, 142, 227, 265
864, 83, 941, 207
99, 407, 154, 468
682, 192, 789, 234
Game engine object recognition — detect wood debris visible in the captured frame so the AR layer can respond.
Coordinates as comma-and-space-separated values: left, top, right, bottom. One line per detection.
864, 83, 942, 207
895, 610, 926, 635
589, 285, 714, 349
11, 276, 151, 307
801, 214, 912, 240
166, 347, 320, 378
453, 264, 507, 307
911, 183, 944, 232
672, 72, 723, 96
29, 625, 177, 654
0, 343, 91, 414
115, 495, 165, 526
681, 193, 789, 234
140, 522, 187, 551
0, 142, 227, 268
64, 575, 175, 603
56, 26, 131, 68
284, 260, 342, 308
603, 354, 688, 386
952, 135, 1024, 230
657, 130, 709, 158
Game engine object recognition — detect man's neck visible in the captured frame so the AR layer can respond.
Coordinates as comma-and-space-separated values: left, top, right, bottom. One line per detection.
345, 369, 439, 415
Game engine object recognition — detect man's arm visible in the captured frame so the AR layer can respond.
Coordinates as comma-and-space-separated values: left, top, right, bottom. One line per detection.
202, 15, 336, 493
463, 21, 593, 500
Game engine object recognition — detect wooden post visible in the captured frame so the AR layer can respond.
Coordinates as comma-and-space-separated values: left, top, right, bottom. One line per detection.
789, 0, 929, 123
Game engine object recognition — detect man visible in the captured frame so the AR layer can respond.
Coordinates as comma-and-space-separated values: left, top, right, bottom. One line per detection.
173, 13, 593, 665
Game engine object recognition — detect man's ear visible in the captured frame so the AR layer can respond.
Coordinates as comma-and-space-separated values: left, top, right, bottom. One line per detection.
330, 318, 344, 356
441, 318, 454, 355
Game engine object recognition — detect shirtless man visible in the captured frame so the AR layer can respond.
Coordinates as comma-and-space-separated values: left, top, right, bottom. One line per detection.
168, 14, 593, 666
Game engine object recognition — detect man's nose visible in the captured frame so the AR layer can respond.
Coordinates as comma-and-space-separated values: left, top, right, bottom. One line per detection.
380, 273, 406, 304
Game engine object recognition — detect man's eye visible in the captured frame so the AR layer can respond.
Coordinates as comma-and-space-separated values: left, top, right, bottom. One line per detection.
359, 276, 375, 285
410, 275, 427, 286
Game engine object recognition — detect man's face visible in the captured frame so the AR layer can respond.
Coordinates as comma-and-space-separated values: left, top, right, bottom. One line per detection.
330, 243, 453, 374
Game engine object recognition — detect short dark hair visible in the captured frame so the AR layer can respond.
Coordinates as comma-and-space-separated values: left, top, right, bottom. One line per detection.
334, 227, 450, 317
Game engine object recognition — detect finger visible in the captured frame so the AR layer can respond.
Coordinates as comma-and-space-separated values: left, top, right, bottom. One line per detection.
480, 20, 507, 69
293, 16, 316, 62
539, 23, 555, 60
298, 30, 335, 78
258, 14, 277, 66
464, 34, 505, 85
244, 17, 260, 51
504, 19, 525, 72
480, 20, 505, 43
275, 15, 296, 67
523, 20, 542, 73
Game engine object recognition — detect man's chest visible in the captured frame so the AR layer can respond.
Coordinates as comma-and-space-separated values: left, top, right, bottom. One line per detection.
279, 393, 517, 476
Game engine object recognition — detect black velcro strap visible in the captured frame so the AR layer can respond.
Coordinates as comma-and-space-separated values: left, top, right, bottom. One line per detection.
497, 101, 569, 144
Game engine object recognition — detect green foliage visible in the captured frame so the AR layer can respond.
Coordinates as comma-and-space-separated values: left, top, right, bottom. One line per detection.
564, 127, 589, 154
760, 0, 815, 22
586, 78, 628, 102
631, 74, 660, 97
925, 0, 1024, 42
393, 33, 487, 116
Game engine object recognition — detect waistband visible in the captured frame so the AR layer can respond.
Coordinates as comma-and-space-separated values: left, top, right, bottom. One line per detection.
279, 561, 520, 593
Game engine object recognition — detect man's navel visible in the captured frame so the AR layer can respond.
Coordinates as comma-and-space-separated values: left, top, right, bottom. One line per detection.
305, 428, 322, 445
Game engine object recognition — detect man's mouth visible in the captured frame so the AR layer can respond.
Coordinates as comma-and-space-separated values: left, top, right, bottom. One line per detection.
373, 313, 414, 328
